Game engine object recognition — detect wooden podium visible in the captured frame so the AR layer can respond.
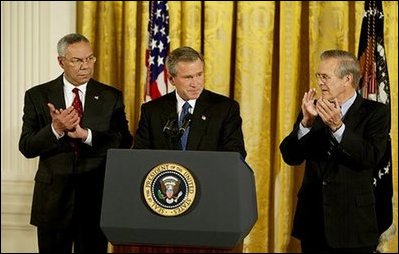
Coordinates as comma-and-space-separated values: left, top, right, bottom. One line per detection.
101, 149, 257, 253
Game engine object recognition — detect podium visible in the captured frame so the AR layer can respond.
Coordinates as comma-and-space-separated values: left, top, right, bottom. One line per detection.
100, 149, 257, 253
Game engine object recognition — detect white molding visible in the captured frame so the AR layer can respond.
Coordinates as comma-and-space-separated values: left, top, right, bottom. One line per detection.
1, 2, 76, 253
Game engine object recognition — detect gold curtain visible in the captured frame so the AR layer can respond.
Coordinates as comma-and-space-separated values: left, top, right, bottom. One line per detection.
77, 1, 398, 253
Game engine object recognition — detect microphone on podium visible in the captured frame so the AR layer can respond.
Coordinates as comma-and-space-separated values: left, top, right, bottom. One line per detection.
179, 114, 192, 134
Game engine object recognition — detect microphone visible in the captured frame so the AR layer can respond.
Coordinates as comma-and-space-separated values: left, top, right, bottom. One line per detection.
179, 114, 192, 134
163, 113, 178, 136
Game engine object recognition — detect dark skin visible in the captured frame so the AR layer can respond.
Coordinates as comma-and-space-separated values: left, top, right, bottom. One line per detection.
47, 103, 87, 139
47, 41, 95, 140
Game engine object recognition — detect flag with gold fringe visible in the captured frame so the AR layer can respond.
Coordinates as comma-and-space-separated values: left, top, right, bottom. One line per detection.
357, 0, 394, 247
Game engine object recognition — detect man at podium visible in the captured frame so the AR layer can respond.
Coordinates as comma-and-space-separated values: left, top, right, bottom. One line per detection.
128, 46, 247, 252
133, 46, 246, 160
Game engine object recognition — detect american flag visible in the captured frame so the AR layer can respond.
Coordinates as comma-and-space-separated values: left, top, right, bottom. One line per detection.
357, 0, 393, 236
145, 1, 172, 102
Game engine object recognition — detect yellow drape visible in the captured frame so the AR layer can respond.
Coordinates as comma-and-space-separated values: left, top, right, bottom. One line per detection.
77, 1, 398, 252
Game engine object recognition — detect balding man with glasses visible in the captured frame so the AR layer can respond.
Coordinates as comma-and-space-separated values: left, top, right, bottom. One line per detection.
280, 49, 390, 253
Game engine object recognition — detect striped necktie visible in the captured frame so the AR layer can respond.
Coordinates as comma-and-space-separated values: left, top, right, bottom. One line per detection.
327, 134, 337, 158
178, 102, 191, 150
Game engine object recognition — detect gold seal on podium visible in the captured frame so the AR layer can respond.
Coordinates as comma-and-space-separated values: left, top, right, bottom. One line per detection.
143, 162, 197, 216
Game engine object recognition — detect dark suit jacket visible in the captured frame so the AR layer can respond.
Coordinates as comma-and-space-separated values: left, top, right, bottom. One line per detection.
133, 89, 246, 159
19, 74, 133, 229
279, 94, 389, 248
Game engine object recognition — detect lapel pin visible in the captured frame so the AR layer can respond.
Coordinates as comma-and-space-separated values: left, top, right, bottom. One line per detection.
201, 115, 206, 120
94, 96, 99, 100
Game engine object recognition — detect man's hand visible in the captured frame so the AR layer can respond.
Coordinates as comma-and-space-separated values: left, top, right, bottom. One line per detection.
48, 103, 79, 135
301, 88, 318, 127
316, 98, 343, 132
67, 124, 88, 141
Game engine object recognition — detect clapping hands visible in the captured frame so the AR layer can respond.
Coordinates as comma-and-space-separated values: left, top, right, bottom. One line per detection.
48, 103, 87, 139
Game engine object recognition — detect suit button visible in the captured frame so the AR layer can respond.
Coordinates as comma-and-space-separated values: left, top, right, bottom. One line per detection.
322, 181, 328, 186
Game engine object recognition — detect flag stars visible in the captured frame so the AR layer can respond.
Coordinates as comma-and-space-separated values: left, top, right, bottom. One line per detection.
150, 39, 157, 50
158, 41, 164, 52
157, 56, 164, 66
378, 170, 383, 179
160, 27, 166, 35
153, 25, 159, 35
146, 1, 170, 93
384, 162, 391, 174
156, 8, 162, 18
149, 56, 154, 66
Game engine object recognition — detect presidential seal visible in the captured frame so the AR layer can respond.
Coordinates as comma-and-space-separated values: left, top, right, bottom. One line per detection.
143, 163, 197, 216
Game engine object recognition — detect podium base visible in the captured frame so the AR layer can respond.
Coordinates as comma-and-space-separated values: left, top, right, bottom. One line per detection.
112, 242, 243, 253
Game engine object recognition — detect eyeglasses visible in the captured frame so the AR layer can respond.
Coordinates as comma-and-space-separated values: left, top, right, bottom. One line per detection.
315, 73, 332, 83
61, 56, 96, 66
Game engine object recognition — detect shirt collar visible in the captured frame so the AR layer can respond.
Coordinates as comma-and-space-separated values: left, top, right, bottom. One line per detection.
175, 92, 196, 112
340, 92, 357, 118
63, 75, 88, 94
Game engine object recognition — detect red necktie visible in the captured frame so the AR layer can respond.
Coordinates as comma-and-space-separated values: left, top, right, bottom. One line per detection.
71, 88, 83, 156
72, 88, 83, 123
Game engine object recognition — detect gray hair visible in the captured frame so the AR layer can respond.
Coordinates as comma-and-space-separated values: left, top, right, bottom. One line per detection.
320, 49, 361, 87
166, 46, 204, 77
57, 33, 90, 57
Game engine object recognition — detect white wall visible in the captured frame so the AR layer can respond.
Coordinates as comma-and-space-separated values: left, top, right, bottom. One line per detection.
1, 2, 76, 252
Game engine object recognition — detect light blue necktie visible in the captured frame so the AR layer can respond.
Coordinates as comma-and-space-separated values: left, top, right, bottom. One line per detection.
179, 102, 191, 150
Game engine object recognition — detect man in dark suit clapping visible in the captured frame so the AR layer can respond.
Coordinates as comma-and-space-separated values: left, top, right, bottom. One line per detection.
280, 49, 389, 253
19, 33, 133, 253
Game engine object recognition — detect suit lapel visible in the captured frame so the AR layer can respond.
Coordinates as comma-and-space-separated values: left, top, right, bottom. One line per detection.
187, 90, 210, 150
83, 80, 103, 126
161, 92, 178, 123
342, 95, 364, 131
322, 95, 365, 179
48, 75, 66, 110
158, 93, 179, 150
